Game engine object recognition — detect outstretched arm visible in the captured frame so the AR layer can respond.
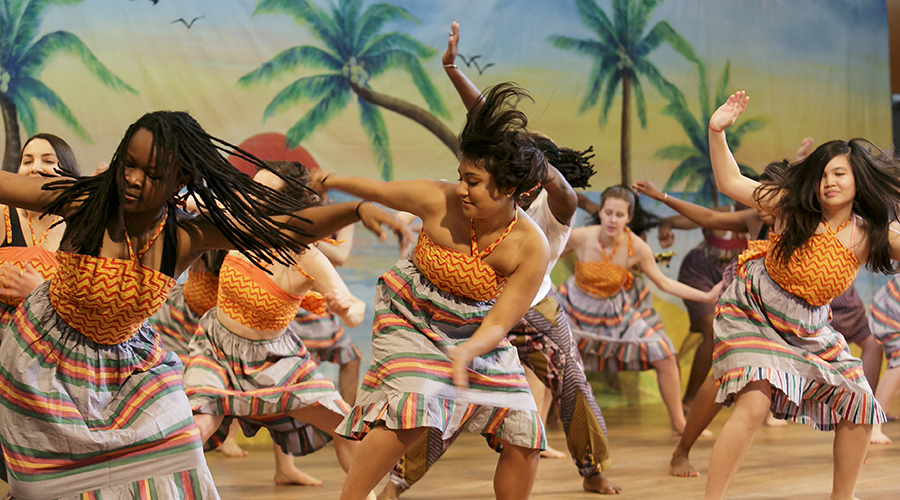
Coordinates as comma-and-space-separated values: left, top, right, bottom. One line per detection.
444, 22, 483, 112
316, 223, 355, 267
540, 163, 578, 226
634, 237, 721, 303
301, 247, 366, 328
633, 180, 751, 233
0, 171, 65, 215
310, 169, 446, 221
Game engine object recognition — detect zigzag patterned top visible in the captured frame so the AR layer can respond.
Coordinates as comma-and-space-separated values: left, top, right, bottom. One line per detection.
0, 206, 60, 314
738, 216, 859, 306
217, 255, 321, 331
413, 212, 517, 302
49, 215, 174, 345
574, 228, 634, 298
183, 270, 219, 316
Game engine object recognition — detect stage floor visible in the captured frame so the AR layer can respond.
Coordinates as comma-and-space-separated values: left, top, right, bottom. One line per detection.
2, 400, 898, 498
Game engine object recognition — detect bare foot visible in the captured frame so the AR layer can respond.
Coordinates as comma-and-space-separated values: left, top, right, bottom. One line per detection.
215, 437, 248, 458
540, 445, 567, 459
765, 415, 788, 427
377, 481, 401, 500
870, 427, 892, 445
670, 452, 700, 478
273, 466, 323, 486
583, 474, 622, 494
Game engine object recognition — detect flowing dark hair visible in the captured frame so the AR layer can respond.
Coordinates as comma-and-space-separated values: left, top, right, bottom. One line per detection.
591, 185, 661, 236
42, 111, 319, 269
260, 160, 321, 211
22, 133, 80, 178
531, 134, 595, 188
755, 139, 900, 274
459, 83, 546, 197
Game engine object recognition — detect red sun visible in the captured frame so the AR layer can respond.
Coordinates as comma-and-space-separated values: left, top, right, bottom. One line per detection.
228, 132, 320, 177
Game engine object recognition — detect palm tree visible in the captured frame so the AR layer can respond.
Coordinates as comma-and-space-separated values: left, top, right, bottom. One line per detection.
550, 0, 699, 185
0, 0, 137, 172
657, 61, 765, 207
240, 0, 455, 181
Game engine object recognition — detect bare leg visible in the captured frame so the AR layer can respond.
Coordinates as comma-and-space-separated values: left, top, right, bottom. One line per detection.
493, 438, 540, 500
339, 359, 361, 405
703, 380, 771, 500
193, 413, 225, 442
273, 441, 323, 486
856, 335, 884, 391
215, 419, 249, 458
831, 419, 871, 500
286, 405, 359, 472
871, 366, 900, 445
683, 315, 715, 406
523, 366, 564, 459
340, 426, 426, 500
652, 355, 687, 434
671, 376, 721, 477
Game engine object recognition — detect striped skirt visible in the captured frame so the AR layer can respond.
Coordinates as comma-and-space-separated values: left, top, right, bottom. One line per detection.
336, 259, 545, 450
557, 275, 676, 372
713, 258, 886, 430
293, 308, 361, 365
677, 247, 723, 330
150, 284, 201, 366
830, 285, 872, 345
869, 275, 900, 369
183, 310, 351, 456
0, 282, 219, 499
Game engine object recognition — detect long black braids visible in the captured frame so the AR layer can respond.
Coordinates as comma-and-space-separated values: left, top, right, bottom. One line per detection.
42, 111, 318, 269
531, 135, 596, 189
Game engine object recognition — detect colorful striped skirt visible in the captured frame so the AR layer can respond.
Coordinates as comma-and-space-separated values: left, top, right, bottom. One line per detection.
677, 247, 723, 330
293, 308, 361, 365
183, 310, 350, 456
713, 258, 886, 430
336, 259, 545, 450
830, 285, 872, 345
558, 275, 676, 372
868, 275, 900, 369
0, 282, 219, 499
150, 283, 201, 366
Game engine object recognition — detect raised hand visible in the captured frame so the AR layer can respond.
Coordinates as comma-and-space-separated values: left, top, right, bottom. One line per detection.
356, 202, 414, 250
632, 180, 665, 202
796, 137, 814, 161
709, 91, 749, 133
443, 22, 459, 66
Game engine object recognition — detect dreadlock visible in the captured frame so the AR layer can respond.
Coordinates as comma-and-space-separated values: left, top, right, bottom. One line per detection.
42, 111, 319, 269
530, 135, 596, 189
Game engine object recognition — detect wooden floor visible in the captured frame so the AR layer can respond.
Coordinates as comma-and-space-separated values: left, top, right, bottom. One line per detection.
2, 400, 898, 499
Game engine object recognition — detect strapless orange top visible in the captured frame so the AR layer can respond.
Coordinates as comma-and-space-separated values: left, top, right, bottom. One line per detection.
413, 213, 517, 302
739, 217, 859, 306
217, 255, 324, 331
183, 270, 219, 316
574, 229, 634, 298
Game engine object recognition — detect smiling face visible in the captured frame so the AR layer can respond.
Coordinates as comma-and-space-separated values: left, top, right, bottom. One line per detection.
18, 138, 61, 178
598, 197, 633, 238
817, 153, 855, 211
456, 157, 512, 218
121, 128, 182, 216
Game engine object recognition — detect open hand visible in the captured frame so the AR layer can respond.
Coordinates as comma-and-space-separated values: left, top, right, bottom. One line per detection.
356, 202, 414, 252
632, 180, 665, 202
709, 91, 749, 133
0, 263, 43, 299
443, 22, 459, 66
796, 137, 814, 161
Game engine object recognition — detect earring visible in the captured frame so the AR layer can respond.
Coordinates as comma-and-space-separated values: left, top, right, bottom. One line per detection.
507, 193, 513, 198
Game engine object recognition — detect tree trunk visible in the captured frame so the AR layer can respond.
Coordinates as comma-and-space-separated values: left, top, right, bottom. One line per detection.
620, 73, 631, 186
0, 94, 20, 173
349, 82, 460, 157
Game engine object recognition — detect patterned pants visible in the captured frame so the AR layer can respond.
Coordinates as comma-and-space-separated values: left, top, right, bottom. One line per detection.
387, 293, 611, 491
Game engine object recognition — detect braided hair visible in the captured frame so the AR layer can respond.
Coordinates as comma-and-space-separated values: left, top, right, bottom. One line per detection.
42, 111, 318, 269
531, 134, 596, 189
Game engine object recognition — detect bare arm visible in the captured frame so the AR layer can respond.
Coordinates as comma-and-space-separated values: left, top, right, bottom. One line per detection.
634, 238, 721, 303
541, 164, 578, 225
316, 223, 355, 266
0, 171, 65, 215
577, 192, 599, 217
301, 247, 366, 328
310, 169, 446, 220
634, 180, 751, 233
444, 22, 483, 112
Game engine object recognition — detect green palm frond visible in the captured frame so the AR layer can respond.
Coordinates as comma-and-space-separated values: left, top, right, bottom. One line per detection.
254, 0, 340, 49
358, 98, 393, 180
579, 54, 617, 113
238, 46, 343, 88
548, 35, 613, 58
365, 50, 449, 119
633, 0, 662, 35
360, 32, 435, 60
21, 31, 136, 94
654, 144, 695, 161
285, 84, 353, 148
632, 74, 647, 128
664, 155, 706, 190
14, 74, 89, 140
262, 73, 346, 121
355, 3, 418, 48
574, 0, 617, 42
659, 99, 704, 153
714, 61, 731, 105
728, 117, 766, 149
598, 69, 623, 126
637, 21, 697, 65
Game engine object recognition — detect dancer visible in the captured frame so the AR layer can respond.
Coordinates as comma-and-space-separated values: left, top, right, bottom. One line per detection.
703, 91, 895, 500
318, 83, 550, 500
0, 111, 404, 498
867, 273, 900, 444
184, 160, 373, 490
377, 22, 619, 499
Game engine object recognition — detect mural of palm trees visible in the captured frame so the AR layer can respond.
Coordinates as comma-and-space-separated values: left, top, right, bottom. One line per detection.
550, 0, 699, 185
0, 0, 137, 172
240, 0, 456, 181
657, 61, 765, 207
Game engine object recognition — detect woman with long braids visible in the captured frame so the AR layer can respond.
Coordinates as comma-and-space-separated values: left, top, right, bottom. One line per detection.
704, 91, 898, 500
315, 83, 550, 500
0, 111, 404, 498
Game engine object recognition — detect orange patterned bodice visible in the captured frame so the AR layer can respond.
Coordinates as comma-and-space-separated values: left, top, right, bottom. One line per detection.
574, 229, 634, 298
49, 217, 175, 345
183, 270, 219, 316
0, 206, 60, 315
217, 255, 324, 331
738, 217, 859, 306
413, 213, 517, 302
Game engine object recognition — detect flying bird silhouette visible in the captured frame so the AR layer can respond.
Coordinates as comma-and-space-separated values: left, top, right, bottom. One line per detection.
172, 16, 204, 29
458, 54, 495, 75
131, 0, 159, 5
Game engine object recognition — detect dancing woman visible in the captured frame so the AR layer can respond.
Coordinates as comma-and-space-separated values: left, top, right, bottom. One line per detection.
704, 91, 898, 500
0, 111, 403, 499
